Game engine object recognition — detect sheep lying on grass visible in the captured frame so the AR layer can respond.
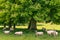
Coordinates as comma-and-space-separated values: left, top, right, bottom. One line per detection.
35, 31, 43, 36
15, 31, 23, 35
3, 30, 10, 34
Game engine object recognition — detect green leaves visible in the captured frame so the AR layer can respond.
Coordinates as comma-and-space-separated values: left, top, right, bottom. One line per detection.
0, 0, 60, 25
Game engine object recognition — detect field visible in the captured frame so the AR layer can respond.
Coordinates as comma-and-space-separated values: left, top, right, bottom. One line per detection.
0, 23, 60, 40
16, 23, 60, 30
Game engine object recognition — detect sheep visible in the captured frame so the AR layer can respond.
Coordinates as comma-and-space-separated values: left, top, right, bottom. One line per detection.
46, 30, 58, 36
15, 31, 23, 35
35, 31, 44, 36
52, 31, 58, 36
55, 32, 58, 36
47, 30, 54, 35
10, 28, 14, 31
3, 30, 10, 34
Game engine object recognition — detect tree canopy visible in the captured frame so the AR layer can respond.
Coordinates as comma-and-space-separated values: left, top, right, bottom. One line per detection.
0, 0, 60, 30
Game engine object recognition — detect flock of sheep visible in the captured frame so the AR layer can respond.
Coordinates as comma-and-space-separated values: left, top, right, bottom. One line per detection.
35, 30, 58, 36
36, 27, 58, 36
3, 27, 58, 36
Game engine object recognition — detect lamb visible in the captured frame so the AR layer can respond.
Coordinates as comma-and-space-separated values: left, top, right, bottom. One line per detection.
35, 31, 43, 36
3, 30, 10, 34
15, 31, 23, 35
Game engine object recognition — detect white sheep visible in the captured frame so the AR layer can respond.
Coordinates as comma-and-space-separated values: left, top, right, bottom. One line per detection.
35, 31, 43, 36
47, 30, 54, 35
10, 28, 14, 31
15, 31, 23, 35
47, 30, 58, 36
3, 31, 10, 34
56, 32, 58, 35
52, 31, 58, 36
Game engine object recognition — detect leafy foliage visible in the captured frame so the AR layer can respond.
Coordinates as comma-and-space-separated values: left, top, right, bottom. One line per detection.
0, 0, 60, 26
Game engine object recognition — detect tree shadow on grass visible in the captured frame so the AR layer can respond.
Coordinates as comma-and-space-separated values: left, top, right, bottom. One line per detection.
0, 27, 35, 34
0, 27, 60, 35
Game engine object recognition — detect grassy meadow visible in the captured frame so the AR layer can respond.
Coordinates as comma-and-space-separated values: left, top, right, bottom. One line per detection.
0, 23, 60, 40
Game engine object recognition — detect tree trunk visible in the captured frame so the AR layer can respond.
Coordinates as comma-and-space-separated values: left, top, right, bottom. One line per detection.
4, 23, 6, 28
9, 23, 12, 30
3, 23, 6, 30
13, 23, 15, 30
28, 18, 37, 30
8, 18, 12, 30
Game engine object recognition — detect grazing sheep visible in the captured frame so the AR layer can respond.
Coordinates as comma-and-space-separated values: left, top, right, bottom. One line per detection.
3, 31, 10, 34
56, 32, 58, 35
52, 31, 58, 36
55, 32, 58, 36
15, 31, 23, 35
35, 31, 43, 36
47, 30, 58, 36
46, 30, 55, 35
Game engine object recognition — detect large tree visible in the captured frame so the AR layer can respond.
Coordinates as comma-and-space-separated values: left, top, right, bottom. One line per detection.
0, 0, 60, 30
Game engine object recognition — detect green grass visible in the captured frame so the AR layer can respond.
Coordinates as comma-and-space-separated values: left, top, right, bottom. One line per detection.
0, 28, 60, 40
0, 23, 60, 40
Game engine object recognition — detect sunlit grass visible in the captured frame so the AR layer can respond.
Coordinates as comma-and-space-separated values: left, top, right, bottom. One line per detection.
0, 23, 60, 30
37, 23, 60, 30
16, 23, 60, 30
